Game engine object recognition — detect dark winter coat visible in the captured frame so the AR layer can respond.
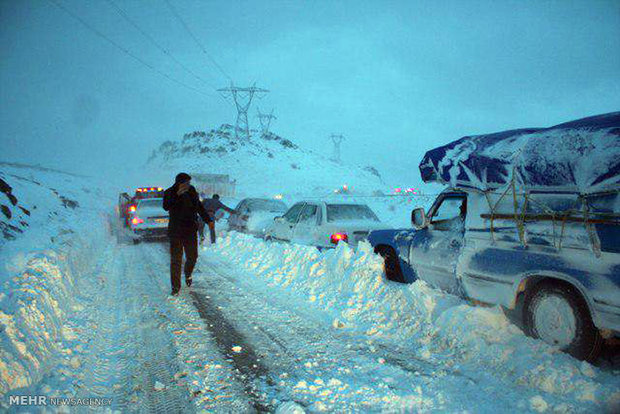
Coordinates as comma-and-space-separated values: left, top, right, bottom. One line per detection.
163, 184, 212, 238
202, 198, 236, 215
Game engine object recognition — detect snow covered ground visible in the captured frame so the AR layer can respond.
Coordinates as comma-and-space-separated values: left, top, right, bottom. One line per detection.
1, 164, 619, 413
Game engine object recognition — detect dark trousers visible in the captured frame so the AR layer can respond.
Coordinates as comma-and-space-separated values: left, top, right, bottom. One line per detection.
197, 219, 205, 240
207, 221, 216, 244
169, 234, 198, 292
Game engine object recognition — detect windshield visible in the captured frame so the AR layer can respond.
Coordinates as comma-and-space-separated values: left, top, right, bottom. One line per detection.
138, 199, 164, 208
326, 204, 379, 222
247, 199, 288, 212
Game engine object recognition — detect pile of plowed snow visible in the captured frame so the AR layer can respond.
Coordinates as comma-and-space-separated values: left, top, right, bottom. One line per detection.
209, 231, 620, 412
0, 164, 112, 394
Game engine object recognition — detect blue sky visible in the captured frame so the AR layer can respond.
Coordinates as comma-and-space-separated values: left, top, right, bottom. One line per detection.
1, 0, 619, 185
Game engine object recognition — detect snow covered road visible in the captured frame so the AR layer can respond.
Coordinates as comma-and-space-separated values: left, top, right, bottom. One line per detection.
2, 213, 619, 412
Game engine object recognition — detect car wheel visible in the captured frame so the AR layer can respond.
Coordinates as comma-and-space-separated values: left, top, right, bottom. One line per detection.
523, 281, 602, 361
376, 246, 405, 283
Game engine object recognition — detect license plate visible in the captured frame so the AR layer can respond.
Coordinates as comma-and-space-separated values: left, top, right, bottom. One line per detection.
154, 218, 168, 224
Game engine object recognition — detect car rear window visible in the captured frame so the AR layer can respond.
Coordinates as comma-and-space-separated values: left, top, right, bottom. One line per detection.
326, 204, 379, 222
139, 199, 163, 208
247, 199, 288, 212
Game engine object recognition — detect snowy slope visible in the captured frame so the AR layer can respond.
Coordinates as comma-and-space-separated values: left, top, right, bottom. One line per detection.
145, 125, 386, 198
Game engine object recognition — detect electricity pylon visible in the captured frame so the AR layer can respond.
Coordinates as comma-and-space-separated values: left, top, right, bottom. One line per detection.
256, 108, 276, 137
330, 134, 345, 163
218, 83, 269, 139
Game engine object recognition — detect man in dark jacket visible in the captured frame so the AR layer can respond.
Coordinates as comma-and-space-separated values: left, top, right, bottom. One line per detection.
163, 172, 212, 296
201, 194, 238, 244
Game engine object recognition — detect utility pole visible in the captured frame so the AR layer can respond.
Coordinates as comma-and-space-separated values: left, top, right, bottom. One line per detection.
256, 108, 276, 137
330, 134, 345, 163
218, 83, 269, 139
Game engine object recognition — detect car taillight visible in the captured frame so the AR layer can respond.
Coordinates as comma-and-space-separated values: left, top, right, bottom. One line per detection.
129, 205, 136, 212
330, 233, 348, 244
132, 217, 144, 225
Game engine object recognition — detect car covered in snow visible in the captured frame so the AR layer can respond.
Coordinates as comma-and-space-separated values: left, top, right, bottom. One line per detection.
368, 112, 620, 360
228, 198, 288, 236
265, 201, 385, 248
128, 197, 169, 243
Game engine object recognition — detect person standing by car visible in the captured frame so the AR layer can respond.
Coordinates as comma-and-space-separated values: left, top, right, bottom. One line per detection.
202, 194, 238, 244
163, 173, 212, 296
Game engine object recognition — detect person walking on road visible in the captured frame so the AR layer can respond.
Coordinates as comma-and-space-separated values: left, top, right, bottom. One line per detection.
163, 173, 212, 296
202, 194, 238, 244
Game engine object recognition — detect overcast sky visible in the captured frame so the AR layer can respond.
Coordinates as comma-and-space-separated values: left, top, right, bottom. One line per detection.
1, 0, 619, 185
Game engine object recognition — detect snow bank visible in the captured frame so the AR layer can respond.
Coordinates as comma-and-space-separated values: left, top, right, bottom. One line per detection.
0, 229, 105, 394
0, 164, 113, 395
211, 232, 620, 411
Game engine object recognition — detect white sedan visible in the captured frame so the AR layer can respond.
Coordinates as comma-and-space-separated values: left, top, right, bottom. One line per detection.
128, 197, 169, 243
265, 201, 385, 248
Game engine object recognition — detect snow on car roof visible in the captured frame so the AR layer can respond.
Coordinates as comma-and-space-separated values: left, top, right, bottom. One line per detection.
419, 111, 620, 194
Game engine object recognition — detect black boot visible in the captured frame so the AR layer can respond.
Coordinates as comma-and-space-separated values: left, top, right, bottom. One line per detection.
171, 289, 180, 296
185, 275, 192, 287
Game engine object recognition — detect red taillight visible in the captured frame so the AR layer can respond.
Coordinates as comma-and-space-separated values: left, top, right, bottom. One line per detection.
129, 205, 136, 212
330, 233, 348, 244
132, 217, 144, 225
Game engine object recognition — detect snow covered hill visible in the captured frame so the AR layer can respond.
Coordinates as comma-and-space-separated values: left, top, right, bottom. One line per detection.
0, 162, 107, 247
145, 125, 386, 198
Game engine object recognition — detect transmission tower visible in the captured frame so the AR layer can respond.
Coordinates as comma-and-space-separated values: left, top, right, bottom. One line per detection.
218, 83, 269, 139
256, 108, 277, 137
330, 134, 345, 163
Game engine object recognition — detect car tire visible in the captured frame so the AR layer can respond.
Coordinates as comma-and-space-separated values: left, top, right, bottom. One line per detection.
523, 281, 602, 361
376, 246, 405, 283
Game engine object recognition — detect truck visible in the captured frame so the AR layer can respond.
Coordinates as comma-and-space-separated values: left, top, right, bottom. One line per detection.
368, 112, 620, 361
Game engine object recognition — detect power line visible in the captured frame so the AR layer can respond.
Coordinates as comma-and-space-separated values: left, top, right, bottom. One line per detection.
104, 0, 233, 106
256, 107, 276, 136
47, 0, 217, 100
163, 0, 232, 82
218, 84, 269, 139
105, 0, 220, 91
330, 134, 345, 163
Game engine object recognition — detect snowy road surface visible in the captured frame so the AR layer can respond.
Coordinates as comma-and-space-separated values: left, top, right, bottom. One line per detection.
2, 214, 620, 412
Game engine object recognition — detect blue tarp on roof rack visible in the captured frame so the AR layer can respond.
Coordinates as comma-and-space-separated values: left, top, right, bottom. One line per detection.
419, 112, 620, 193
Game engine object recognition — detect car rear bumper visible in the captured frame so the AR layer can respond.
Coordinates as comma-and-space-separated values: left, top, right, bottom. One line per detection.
133, 228, 168, 239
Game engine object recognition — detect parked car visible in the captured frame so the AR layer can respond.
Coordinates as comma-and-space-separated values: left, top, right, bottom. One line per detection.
265, 201, 385, 248
128, 197, 168, 243
368, 112, 620, 361
228, 198, 288, 236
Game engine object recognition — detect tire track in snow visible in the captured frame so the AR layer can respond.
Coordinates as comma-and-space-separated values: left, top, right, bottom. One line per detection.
68, 230, 194, 412
139, 242, 275, 412
138, 241, 258, 413
189, 290, 275, 413
188, 253, 525, 412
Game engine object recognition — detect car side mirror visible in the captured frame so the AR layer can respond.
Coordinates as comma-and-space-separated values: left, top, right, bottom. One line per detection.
411, 208, 427, 229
